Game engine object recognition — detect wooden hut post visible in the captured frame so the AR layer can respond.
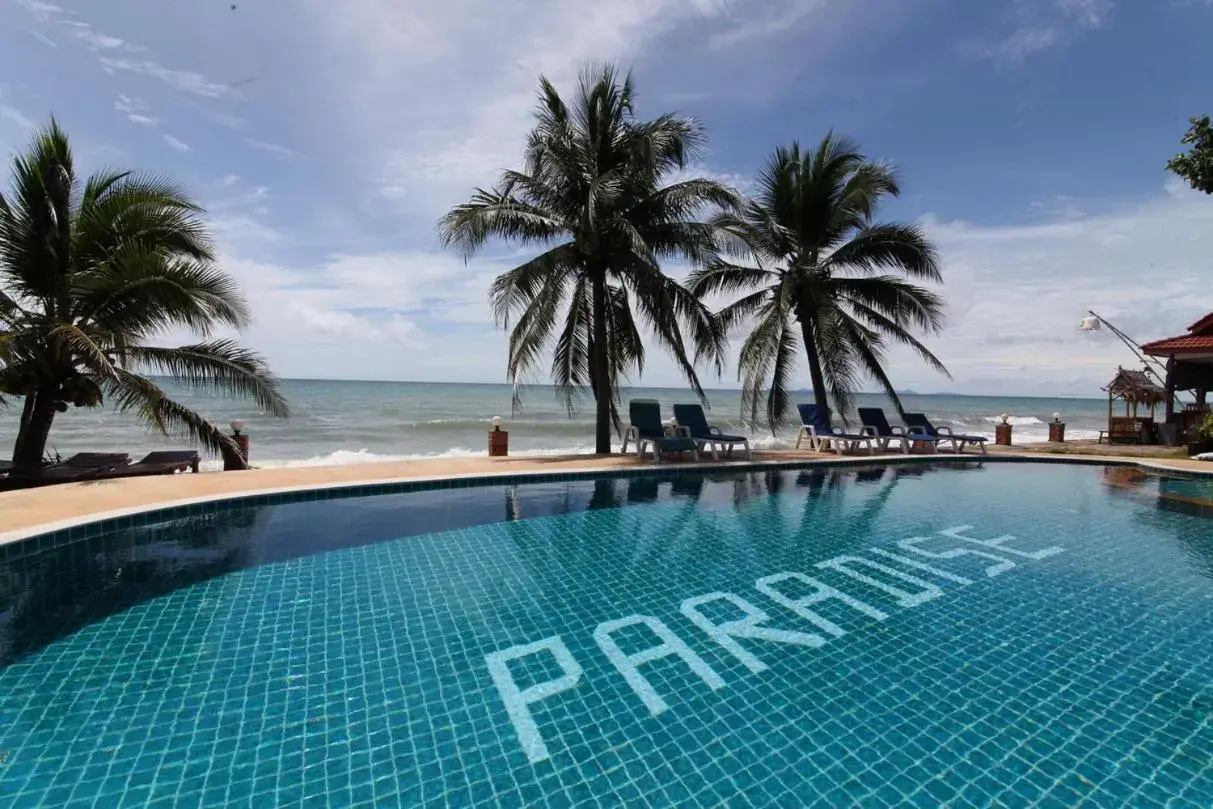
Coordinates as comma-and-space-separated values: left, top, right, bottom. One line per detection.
1164, 357, 1176, 425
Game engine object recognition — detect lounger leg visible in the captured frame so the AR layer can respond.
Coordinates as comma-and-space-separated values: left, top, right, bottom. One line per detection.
795, 427, 807, 450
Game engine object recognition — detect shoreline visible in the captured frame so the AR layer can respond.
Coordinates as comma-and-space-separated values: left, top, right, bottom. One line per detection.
1, 444, 1208, 541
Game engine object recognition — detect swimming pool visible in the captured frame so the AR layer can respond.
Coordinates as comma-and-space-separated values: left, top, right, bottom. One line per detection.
1, 461, 1211, 807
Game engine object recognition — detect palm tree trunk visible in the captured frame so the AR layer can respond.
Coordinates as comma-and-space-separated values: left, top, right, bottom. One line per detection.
591, 273, 612, 455
798, 313, 831, 423
12, 390, 58, 470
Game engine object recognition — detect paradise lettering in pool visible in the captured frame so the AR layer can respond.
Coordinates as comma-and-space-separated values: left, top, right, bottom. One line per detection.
486, 524, 1064, 764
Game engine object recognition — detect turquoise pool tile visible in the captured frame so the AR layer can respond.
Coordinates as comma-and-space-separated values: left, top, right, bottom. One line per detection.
1, 462, 1212, 806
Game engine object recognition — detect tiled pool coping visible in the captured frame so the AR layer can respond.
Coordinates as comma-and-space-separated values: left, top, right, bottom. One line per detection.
2, 452, 1208, 549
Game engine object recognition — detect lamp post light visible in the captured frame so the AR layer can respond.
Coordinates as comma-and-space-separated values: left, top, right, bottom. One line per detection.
995, 414, 1013, 447
1049, 412, 1066, 443
489, 416, 508, 456
225, 418, 250, 470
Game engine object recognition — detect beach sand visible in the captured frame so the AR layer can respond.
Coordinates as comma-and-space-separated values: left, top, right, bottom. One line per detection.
2, 446, 1208, 540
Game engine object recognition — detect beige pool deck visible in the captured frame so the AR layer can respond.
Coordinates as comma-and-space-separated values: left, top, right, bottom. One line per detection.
1, 443, 1209, 541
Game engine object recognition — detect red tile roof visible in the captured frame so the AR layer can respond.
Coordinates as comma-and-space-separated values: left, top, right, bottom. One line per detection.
1189, 313, 1213, 335
1141, 311, 1213, 355
1141, 335, 1213, 355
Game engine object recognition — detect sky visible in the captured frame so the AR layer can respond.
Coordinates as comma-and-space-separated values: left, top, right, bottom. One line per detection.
0, 0, 1210, 398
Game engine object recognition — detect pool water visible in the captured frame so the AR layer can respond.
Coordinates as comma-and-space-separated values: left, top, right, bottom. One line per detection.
1, 462, 1212, 807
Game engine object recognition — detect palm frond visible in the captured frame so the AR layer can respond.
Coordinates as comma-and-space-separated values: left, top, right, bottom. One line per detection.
487, 243, 577, 327
551, 276, 591, 416
104, 370, 241, 455
822, 223, 942, 282
122, 341, 288, 417
437, 187, 567, 260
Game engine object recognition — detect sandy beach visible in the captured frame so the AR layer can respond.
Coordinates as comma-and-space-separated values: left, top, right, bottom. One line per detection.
3, 443, 1209, 541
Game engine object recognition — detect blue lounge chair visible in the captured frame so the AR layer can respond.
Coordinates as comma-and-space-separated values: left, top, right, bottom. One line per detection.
672, 404, 751, 460
902, 413, 988, 455
857, 407, 942, 454
621, 399, 699, 463
795, 404, 876, 455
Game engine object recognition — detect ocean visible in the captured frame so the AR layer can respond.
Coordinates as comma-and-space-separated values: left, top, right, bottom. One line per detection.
0, 380, 1112, 471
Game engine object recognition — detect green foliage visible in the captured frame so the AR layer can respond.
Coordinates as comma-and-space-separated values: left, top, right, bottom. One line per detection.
1199, 411, 1213, 440
437, 64, 737, 453
0, 118, 288, 465
1166, 115, 1213, 194
690, 134, 950, 429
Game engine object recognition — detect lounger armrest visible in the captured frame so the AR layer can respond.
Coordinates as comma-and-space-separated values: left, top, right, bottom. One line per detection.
935, 426, 956, 435
906, 426, 931, 437
707, 426, 723, 436
861, 426, 878, 437
890, 426, 907, 436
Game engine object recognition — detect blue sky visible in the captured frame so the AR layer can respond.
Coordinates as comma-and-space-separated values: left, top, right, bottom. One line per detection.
1, 0, 1211, 396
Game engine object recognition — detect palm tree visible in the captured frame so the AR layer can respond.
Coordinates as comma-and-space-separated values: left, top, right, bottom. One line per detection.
689, 134, 949, 429
0, 119, 288, 470
438, 64, 736, 454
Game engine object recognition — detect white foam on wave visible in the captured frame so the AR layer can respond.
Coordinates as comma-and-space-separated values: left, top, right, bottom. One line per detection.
981, 415, 1044, 426
199, 444, 602, 472
195, 424, 1106, 472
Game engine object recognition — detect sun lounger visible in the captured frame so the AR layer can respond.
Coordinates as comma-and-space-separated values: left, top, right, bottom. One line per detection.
672, 404, 751, 460
620, 399, 699, 463
9, 452, 132, 485
99, 450, 202, 478
902, 413, 988, 455
794, 404, 875, 455
857, 407, 941, 454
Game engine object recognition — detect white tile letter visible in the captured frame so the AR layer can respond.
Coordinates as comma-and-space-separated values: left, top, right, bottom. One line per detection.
680, 591, 826, 674
897, 536, 1017, 578
816, 555, 945, 609
867, 548, 974, 585
755, 572, 887, 637
594, 615, 726, 717
938, 524, 1064, 560
485, 636, 582, 764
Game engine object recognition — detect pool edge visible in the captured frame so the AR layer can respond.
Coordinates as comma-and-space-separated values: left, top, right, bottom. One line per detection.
2, 452, 1207, 546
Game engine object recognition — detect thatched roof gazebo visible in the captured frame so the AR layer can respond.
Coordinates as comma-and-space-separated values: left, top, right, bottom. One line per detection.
1100, 367, 1167, 443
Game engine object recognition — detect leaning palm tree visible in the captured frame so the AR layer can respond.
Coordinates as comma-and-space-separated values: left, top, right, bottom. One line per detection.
689, 135, 949, 429
0, 118, 288, 471
438, 64, 736, 454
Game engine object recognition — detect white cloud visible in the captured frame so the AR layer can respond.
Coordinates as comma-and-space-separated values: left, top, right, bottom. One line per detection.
988, 0, 1112, 63
23, 27, 58, 48
242, 137, 297, 159
313, 0, 810, 210
14, 0, 62, 17
709, 0, 826, 48
914, 181, 1213, 395
114, 95, 156, 126
291, 304, 424, 346
98, 57, 229, 98
71, 26, 126, 50
0, 86, 35, 131
162, 134, 192, 152
198, 181, 1213, 394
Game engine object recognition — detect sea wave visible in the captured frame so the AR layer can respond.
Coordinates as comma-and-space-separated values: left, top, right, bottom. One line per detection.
194, 424, 1104, 472
200, 444, 603, 472
981, 415, 1044, 426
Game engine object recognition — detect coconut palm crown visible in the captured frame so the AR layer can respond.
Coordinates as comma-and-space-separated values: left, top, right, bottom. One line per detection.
689, 134, 950, 429
438, 64, 737, 453
0, 118, 288, 470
